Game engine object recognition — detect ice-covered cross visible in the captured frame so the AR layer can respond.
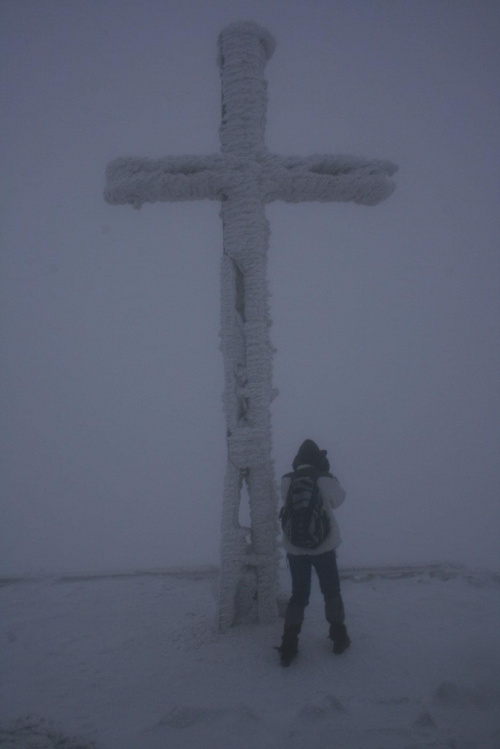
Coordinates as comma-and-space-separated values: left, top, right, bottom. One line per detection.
104, 21, 397, 631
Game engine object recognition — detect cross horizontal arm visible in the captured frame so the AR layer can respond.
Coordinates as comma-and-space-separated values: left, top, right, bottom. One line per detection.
262, 154, 398, 206
104, 155, 226, 208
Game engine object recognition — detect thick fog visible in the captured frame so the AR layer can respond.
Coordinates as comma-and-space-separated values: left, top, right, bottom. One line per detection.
1, 1, 499, 576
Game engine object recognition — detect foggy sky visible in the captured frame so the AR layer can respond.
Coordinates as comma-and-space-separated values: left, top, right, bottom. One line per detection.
1, 0, 499, 576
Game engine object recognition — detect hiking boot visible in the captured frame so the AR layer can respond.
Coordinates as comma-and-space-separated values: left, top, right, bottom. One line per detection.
275, 625, 300, 667
329, 622, 351, 655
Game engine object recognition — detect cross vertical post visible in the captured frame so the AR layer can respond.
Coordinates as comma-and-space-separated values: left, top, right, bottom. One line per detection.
104, 21, 397, 631
217, 23, 280, 631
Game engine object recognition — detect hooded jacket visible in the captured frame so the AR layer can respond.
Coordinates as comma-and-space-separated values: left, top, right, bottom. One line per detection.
280, 440, 346, 556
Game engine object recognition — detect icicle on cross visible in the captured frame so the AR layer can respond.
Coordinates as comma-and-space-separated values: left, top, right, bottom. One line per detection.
104, 21, 397, 631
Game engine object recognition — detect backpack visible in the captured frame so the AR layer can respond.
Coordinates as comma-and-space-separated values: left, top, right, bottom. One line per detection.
279, 470, 331, 549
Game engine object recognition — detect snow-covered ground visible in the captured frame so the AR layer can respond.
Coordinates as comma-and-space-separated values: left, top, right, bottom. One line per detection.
1, 563, 499, 749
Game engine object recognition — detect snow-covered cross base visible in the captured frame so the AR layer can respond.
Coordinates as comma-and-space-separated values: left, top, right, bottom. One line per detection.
104, 21, 397, 631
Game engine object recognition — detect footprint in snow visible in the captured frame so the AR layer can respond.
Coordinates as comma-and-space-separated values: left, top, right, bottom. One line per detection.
158, 703, 260, 731
299, 692, 347, 718
434, 680, 500, 710
414, 711, 437, 728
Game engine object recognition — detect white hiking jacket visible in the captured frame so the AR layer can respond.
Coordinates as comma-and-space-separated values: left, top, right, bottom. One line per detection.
280, 464, 346, 556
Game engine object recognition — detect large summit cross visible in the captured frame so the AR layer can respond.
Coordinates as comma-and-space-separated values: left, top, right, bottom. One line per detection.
104, 21, 397, 631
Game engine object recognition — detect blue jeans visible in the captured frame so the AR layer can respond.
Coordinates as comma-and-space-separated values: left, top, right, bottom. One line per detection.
285, 550, 345, 629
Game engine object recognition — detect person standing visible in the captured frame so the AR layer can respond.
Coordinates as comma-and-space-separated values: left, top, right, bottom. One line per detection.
277, 439, 350, 666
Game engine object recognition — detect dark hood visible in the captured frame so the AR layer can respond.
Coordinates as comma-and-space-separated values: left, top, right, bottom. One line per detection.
292, 439, 330, 472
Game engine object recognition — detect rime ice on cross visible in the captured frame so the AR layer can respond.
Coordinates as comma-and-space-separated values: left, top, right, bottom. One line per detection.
104, 21, 397, 631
